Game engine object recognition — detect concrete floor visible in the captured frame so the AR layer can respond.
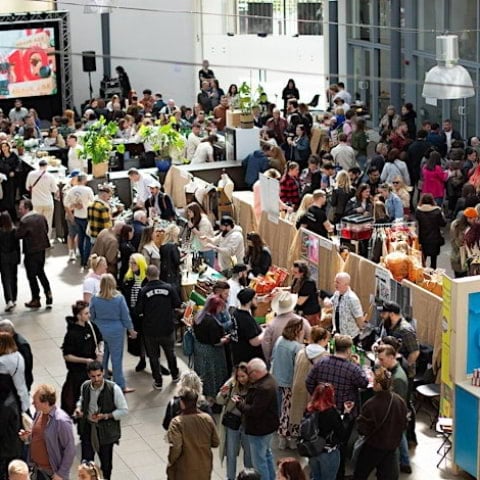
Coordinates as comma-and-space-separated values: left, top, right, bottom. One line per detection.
6, 241, 470, 480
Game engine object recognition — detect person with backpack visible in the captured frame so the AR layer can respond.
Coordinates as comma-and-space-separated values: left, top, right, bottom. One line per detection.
298, 383, 354, 480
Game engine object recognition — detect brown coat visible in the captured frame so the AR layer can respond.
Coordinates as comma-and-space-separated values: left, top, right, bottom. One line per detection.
16, 211, 50, 254
167, 411, 220, 480
289, 346, 328, 428
91, 228, 118, 275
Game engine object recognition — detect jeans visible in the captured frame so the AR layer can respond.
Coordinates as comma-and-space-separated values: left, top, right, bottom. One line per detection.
399, 433, 410, 466
0, 257, 17, 303
75, 217, 91, 267
81, 423, 114, 480
310, 449, 340, 480
143, 332, 179, 386
246, 433, 275, 480
226, 426, 252, 480
24, 251, 51, 301
96, 323, 126, 390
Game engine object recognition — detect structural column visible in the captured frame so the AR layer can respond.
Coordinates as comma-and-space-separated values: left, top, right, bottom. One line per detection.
390, 0, 401, 109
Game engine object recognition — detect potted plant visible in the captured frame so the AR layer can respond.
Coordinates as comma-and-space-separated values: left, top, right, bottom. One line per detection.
80, 116, 125, 178
13, 135, 25, 156
238, 82, 264, 129
137, 118, 186, 170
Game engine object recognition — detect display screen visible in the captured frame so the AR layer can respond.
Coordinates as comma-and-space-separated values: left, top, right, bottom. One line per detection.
0, 27, 57, 99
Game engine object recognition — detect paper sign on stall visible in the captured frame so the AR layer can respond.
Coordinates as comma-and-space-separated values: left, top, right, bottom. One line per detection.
260, 173, 280, 224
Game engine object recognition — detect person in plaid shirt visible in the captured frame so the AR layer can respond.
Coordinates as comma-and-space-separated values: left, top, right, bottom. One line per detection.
87, 185, 112, 244
306, 334, 368, 480
279, 162, 301, 210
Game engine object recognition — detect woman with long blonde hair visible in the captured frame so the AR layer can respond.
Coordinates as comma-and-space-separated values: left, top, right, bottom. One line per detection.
90, 274, 137, 393
294, 193, 314, 228
160, 224, 182, 292
331, 170, 354, 223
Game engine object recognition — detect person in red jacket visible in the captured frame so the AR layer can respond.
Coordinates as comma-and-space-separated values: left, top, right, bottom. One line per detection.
280, 162, 301, 210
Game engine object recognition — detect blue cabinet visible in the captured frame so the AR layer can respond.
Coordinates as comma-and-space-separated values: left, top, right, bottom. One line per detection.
455, 385, 479, 477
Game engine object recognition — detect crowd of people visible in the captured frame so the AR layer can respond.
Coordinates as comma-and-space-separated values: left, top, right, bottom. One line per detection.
0, 66, 463, 480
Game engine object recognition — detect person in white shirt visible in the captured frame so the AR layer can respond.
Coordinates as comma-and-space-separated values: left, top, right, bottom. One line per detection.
64, 173, 95, 267
333, 82, 352, 105
331, 133, 358, 171
127, 168, 156, 206
227, 264, 248, 310
67, 134, 86, 173
186, 123, 203, 160
8, 99, 28, 124
191, 135, 217, 164
25, 159, 58, 238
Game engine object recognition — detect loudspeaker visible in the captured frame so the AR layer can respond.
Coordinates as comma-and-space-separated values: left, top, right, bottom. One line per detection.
82, 51, 96, 72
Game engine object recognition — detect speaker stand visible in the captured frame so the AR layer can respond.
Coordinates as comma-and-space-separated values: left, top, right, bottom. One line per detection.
88, 71, 93, 99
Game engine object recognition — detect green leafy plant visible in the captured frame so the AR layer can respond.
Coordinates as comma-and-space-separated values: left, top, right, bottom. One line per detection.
137, 119, 186, 159
13, 135, 24, 149
80, 116, 125, 165
238, 82, 264, 115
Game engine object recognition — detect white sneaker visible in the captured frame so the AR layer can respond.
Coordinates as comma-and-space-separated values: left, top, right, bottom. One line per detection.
69, 250, 76, 261
278, 436, 288, 449
4, 301, 14, 312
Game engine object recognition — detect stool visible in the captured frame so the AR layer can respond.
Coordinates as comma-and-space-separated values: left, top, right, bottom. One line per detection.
435, 417, 453, 468
415, 383, 441, 429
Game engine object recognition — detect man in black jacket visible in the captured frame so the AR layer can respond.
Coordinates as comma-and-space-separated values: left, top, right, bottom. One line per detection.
0, 319, 33, 391
234, 358, 279, 480
135, 265, 181, 390
407, 129, 431, 191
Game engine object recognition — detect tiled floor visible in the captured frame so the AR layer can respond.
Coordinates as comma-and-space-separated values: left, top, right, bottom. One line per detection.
7, 243, 469, 480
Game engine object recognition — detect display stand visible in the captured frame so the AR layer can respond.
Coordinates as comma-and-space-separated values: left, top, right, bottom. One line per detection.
442, 275, 480, 478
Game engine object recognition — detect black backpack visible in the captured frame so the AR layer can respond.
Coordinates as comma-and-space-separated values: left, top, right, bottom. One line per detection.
298, 411, 329, 457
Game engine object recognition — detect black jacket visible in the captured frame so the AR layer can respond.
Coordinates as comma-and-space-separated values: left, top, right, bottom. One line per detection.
407, 139, 431, 185
415, 204, 447, 256
145, 193, 175, 221
237, 373, 279, 436
135, 279, 181, 337
14, 333, 33, 390
159, 243, 181, 288
244, 247, 272, 276
330, 187, 355, 223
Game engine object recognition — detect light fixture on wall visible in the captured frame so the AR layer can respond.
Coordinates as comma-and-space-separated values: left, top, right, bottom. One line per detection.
84, 0, 113, 14
257, 33, 268, 38
422, 35, 475, 100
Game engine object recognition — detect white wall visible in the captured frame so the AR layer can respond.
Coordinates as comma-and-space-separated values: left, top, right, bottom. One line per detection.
58, 0, 197, 109
203, 35, 326, 109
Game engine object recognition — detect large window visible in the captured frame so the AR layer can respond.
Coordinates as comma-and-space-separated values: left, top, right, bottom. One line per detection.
347, 0, 371, 41
448, 0, 477, 62
237, 0, 323, 35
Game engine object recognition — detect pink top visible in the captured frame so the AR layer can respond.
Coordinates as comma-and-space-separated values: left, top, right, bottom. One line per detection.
422, 166, 448, 199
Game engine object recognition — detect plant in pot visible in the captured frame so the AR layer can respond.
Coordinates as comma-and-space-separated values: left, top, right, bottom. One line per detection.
13, 135, 25, 156
238, 82, 264, 129
137, 118, 186, 170
80, 116, 125, 178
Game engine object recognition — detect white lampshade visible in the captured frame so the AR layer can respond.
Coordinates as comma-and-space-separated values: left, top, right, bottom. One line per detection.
422, 64, 475, 100
84, 0, 113, 14
422, 35, 475, 100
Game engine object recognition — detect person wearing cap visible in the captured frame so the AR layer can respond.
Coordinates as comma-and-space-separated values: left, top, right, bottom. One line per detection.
205, 216, 245, 273
64, 173, 95, 267
127, 168, 156, 207
379, 301, 419, 379
87, 185, 113, 244
262, 290, 311, 363
66, 134, 86, 173
16, 198, 52, 309
377, 183, 404, 221
328, 272, 367, 342
227, 264, 248, 310
144, 181, 175, 221
25, 159, 58, 239
230, 288, 264, 365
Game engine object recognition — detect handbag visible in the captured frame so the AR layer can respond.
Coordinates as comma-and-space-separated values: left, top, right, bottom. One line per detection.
88, 321, 103, 357
222, 410, 242, 430
221, 384, 242, 430
182, 326, 195, 368
351, 394, 394, 469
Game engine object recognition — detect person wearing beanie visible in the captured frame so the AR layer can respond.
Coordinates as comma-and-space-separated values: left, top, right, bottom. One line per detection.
230, 288, 264, 364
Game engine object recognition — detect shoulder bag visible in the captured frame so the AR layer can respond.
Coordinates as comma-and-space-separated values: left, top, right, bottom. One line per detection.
221, 383, 242, 430
351, 393, 394, 469
28, 169, 46, 196
88, 321, 104, 357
